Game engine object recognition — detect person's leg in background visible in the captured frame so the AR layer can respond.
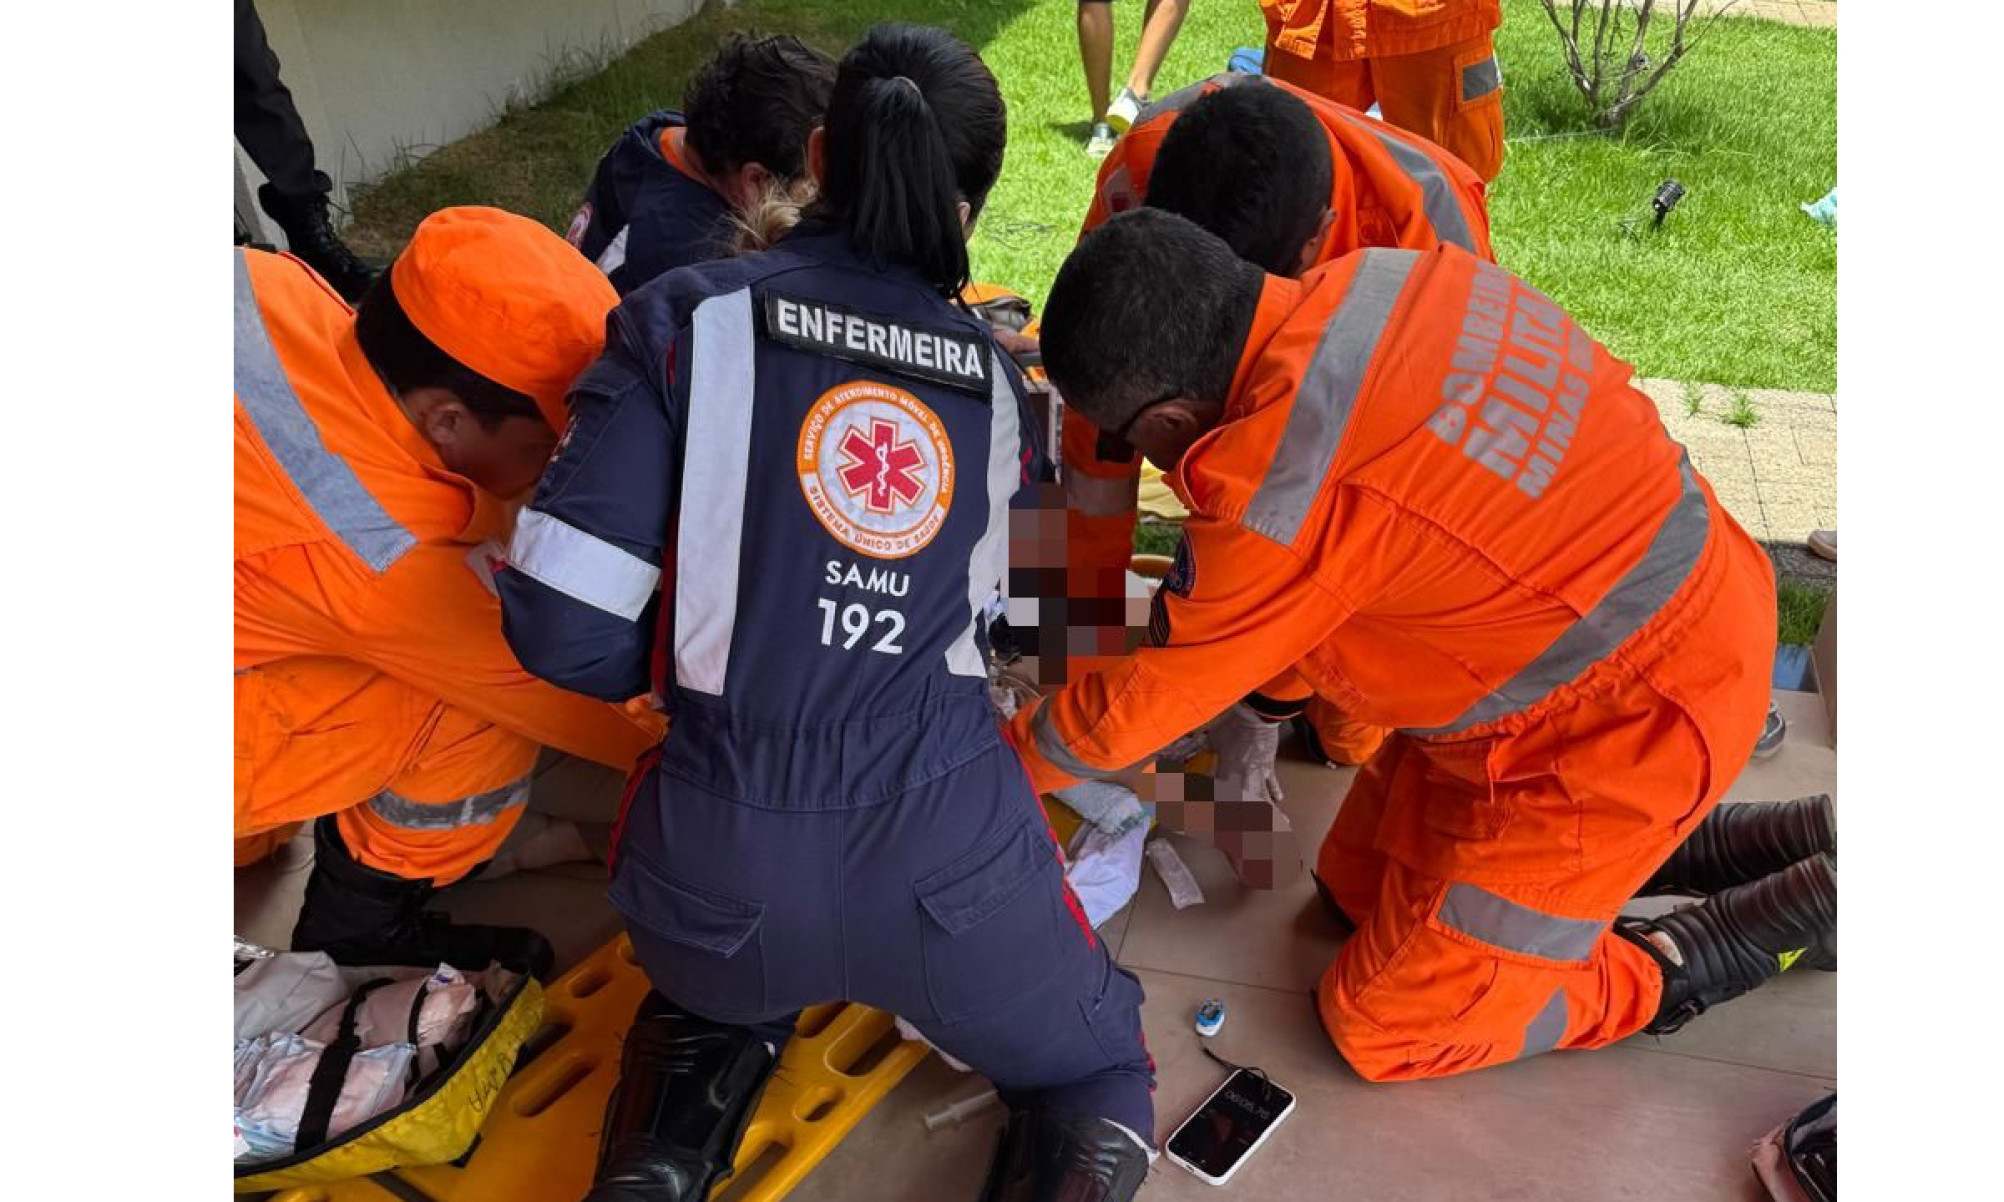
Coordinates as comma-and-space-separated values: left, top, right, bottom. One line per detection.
1078, 2, 1118, 157
1366, 29, 1506, 182
1260, 4, 1375, 110
1108, 0, 1192, 132
234, 0, 379, 299
237, 656, 537, 964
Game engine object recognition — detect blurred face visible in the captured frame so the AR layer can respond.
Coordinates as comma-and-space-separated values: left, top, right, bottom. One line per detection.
404, 387, 556, 499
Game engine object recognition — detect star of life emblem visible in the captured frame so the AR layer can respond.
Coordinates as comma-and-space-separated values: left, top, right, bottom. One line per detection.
798, 381, 955, 559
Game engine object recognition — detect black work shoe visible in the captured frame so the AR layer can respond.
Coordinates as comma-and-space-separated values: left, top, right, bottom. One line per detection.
1620, 853, 1836, 1036
290, 817, 544, 973
1310, 871, 1358, 936
979, 1109, 1151, 1202
257, 183, 381, 303
1638, 794, 1835, 898
583, 994, 779, 1202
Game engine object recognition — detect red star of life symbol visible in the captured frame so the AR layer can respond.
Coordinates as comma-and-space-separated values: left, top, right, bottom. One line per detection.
836, 417, 926, 515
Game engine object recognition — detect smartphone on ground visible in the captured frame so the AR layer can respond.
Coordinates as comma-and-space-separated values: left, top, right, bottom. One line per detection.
1162, 1066, 1296, 1186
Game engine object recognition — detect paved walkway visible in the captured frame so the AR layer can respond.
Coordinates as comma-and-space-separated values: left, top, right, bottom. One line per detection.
1638, 377, 1836, 582
1708, 0, 1836, 28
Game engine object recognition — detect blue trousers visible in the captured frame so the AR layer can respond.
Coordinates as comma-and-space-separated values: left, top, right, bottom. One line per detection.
611, 738, 1156, 1139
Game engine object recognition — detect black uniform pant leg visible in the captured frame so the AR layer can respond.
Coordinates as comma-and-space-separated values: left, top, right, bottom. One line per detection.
234, 0, 330, 200
854, 743, 1157, 1141
914, 931, 1156, 1140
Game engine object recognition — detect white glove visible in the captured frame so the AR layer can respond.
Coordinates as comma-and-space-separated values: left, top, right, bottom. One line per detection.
1204, 702, 1285, 804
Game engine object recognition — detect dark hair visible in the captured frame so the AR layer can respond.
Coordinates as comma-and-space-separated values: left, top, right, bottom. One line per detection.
812, 23, 1007, 295
352, 273, 543, 430
1145, 82, 1335, 276
684, 33, 836, 182
1041, 209, 1263, 434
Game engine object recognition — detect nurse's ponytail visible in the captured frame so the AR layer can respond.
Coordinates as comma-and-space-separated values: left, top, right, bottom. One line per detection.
813, 24, 1006, 296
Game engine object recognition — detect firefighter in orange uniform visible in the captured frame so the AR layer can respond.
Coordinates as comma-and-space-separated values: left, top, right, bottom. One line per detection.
1065, 74, 1490, 774
1260, 0, 1506, 182
1017, 210, 1837, 1081
236, 206, 662, 965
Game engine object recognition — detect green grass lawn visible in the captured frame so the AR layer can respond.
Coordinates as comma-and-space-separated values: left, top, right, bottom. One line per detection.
345, 0, 1834, 392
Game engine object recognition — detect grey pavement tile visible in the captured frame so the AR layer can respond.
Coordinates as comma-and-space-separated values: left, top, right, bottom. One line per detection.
1134, 970, 1829, 1202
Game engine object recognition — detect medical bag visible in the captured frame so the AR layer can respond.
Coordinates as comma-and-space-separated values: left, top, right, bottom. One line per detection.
232, 930, 551, 1192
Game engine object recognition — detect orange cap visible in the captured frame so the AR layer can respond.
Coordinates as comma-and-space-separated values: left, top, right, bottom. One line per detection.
389, 206, 618, 432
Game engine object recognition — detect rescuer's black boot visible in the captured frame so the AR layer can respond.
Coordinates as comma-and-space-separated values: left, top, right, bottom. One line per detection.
581, 993, 779, 1202
290, 817, 537, 972
258, 183, 380, 302
1638, 794, 1835, 898
1620, 853, 1836, 1035
978, 1108, 1151, 1202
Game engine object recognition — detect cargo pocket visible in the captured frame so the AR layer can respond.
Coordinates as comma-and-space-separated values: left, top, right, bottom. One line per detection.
1080, 956, 1148, 1070
915, 821, 1068, 1024
1411, 738, 1511, 843
1456, 48, 1503, 111
610, 851, 768, 1021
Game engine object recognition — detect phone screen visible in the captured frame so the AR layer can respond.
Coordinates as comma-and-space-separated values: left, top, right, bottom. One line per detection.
1166, 1068, 1295, 1180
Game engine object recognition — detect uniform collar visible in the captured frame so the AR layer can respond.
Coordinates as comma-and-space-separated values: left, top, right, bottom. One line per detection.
1163, 273, 1302, 502
333, 323, 508, 542
1315, 143, 1362, 271
1225, 273, 1304, 418
658, 125, 724, 198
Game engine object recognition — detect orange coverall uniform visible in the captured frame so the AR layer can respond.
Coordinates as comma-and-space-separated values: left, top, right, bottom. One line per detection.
1014, 246, 1776, 1081
234, 247, 661, 882
1261, 0, 1506, 182
1068, 71, 1491, 752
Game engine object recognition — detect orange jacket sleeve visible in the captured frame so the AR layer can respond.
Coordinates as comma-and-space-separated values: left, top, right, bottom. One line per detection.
247, 539, 664, 770
1008, 512, 1358, 794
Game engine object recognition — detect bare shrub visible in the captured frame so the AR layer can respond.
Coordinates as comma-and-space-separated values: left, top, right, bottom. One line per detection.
1540, 1, 1743, 129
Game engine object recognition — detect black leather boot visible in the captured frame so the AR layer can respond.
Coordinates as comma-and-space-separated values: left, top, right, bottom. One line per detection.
257, 183, 380, 303
1620, 853, 1836, 1035
979, 1108, 1151, 1202
582, 994, 779, 1202
1639, 794, 1835, 897
290, 817, 537, 972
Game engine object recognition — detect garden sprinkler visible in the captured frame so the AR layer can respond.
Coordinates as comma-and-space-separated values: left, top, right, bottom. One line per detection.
1651, 178, 1687, 229
1619, 178, 1688, 239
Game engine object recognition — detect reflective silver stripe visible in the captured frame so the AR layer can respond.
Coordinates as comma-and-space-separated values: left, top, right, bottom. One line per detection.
1437, 882, 1602, 961
1065, 468, 1137, 518
596, 225, 630, 276
367, 777, 529, 830
1517, 988, 1569, 1059
1339, 112, 1477, 255
1409, 459, 1710, 736
947, 352, 1023, 677
1461, 55, 1502, 103
508, 508, 660, 622
1130, 72, 1234, 125
234, 249, 416, 573
1031, 703, 1119, 781
1243, 249, 1416, 545
673, 289, 757, 696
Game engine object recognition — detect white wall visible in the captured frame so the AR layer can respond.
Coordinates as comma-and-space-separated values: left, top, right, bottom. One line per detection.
236, 0, 711, 242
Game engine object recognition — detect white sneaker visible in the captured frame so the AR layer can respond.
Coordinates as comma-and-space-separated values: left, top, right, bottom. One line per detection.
1107, 86, 1147, 133
1086, 122, 1117, 160
1806, 529, 1836, 562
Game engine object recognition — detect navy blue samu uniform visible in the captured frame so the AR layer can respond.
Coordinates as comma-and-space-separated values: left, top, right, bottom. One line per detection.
565, 110, 732, 296
497, 224, 1156, 1138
